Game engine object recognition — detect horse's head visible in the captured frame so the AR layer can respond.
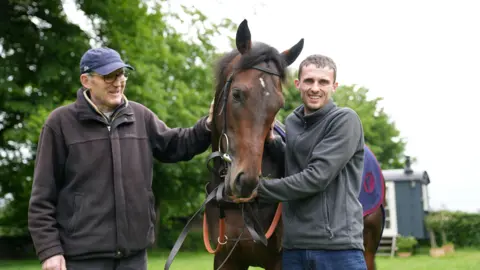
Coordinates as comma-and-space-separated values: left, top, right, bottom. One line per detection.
211, 19, 304, 199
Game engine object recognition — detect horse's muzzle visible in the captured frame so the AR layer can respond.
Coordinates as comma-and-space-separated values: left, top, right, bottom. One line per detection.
233, 172, 259, 198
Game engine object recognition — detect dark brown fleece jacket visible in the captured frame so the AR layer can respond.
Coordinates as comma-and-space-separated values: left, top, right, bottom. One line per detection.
28, 88, 211, 262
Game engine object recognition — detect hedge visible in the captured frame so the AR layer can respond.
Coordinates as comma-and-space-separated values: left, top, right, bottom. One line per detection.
425, 210, 480, 248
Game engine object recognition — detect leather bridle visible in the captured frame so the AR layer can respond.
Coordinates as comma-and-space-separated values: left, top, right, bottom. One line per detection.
213, 64, 283, 166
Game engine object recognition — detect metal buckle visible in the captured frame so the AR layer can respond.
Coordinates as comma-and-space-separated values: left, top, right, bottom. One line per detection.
218, 235, 228, 245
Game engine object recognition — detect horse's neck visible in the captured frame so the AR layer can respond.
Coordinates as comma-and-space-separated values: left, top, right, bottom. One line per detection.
260, 148, 283, 179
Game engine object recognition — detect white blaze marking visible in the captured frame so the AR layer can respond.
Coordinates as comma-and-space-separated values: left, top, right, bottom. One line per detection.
259, 77, 265, 88
260, 77, 270, 96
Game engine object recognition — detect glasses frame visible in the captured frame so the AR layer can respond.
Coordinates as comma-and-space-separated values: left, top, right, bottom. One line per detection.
87, 68, 129, 84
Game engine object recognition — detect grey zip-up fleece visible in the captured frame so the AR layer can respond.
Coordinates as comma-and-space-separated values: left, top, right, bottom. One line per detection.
257, 99, 365, 251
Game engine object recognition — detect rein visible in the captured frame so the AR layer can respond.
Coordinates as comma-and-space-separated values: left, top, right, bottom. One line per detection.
164, 64, 284, 270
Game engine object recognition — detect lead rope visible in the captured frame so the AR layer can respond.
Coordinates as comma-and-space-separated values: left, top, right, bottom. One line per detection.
214, 204, 246, 270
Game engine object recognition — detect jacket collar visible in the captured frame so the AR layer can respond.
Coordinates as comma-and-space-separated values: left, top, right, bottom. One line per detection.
293, 99, 336, 128
75, 88, 133, 122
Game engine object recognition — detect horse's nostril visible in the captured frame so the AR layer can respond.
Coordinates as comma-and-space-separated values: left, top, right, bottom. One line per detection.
234, 172, 244, 195
234, 172, 259, 198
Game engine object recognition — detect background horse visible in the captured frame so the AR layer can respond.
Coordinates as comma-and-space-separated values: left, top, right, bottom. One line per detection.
361, 145, 386, 270
204, 19, 303, 270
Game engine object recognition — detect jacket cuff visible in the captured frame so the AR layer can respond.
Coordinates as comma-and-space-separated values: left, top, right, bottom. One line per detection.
198, 116, 211, 134
204, 117, 212, 132
256, 180, 276, 203
38, 245, 64, 263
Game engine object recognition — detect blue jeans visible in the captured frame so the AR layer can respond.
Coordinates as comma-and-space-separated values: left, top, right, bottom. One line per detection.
282, 249, 367, 270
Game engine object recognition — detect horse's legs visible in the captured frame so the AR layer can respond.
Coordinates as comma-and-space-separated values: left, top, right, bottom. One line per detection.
363, 240, 376, 270
268, 260, 282, 270
363, 205, 385, 270
213, 263, 248, 270
264, 255, 282, 270
213, 254, 246, 270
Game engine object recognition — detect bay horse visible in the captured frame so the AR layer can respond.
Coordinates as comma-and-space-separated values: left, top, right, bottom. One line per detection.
165, 19, 385, 270
203, 19, 303, 270
361, 145, 386, 270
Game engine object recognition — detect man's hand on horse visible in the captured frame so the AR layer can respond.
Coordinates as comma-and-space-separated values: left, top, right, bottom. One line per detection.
229, 189, 258, 203
265, 119, 276, 143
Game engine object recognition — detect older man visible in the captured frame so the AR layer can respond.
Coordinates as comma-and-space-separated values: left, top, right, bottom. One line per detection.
28, 47, 214, 270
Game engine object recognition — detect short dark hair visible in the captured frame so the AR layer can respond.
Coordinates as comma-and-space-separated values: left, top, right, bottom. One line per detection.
297, 54, 337, 82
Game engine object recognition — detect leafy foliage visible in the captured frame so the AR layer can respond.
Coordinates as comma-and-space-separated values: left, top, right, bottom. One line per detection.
426, 211, 480, 248
0, 0, 91, 231
396, 235, 418, 252
333, 84, 407, 169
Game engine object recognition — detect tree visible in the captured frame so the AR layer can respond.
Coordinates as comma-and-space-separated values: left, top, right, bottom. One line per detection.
277, 70, 407, 169
332, 84, 407, 169
0, 0, 91, 233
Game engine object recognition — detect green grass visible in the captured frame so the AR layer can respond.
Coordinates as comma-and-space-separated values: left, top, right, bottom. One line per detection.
0, 248, 479, 270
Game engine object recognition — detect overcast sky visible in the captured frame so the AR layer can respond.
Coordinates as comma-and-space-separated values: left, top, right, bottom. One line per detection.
63, 0, 480, 213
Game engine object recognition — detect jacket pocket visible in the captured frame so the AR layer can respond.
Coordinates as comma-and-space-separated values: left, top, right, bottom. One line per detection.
67, 193, 83, 234
322, 194, 334, 239
147, 190, 156, 242
147, 190, 156, 224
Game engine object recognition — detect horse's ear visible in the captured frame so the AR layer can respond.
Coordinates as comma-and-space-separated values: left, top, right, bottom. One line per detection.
236, 19, 252, 54
281, 38, 304, 66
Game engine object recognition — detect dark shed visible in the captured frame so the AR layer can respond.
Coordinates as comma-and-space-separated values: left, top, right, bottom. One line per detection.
382, 156, 431, 239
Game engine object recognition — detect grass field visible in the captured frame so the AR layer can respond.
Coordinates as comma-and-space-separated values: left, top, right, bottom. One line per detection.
1, 248, 479, 270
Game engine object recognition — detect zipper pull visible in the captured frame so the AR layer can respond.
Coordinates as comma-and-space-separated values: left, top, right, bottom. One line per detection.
107, 125, 111, 132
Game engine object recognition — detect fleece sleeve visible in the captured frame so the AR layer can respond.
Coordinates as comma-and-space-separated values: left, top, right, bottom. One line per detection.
28, 124, 66, 262
148, 111, 212, 163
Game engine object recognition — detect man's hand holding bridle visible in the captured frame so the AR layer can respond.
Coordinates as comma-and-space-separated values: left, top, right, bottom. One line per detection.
229, 189, 258, 204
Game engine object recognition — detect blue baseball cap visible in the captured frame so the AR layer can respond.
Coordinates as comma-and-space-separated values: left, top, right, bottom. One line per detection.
80, 47, 134, 75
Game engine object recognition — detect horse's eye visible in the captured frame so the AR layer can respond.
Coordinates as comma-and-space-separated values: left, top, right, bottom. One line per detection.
232, 88, 243, 102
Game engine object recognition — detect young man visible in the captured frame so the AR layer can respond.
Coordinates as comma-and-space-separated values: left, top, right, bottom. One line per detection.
259, 54, 367, 269
27, 47, 214, 270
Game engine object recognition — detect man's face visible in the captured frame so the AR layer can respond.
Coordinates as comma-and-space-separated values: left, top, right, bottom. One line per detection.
81, 68, 128, 112
295, 64, 338, 114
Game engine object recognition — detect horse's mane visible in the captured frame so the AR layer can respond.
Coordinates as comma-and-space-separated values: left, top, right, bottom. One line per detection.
214, 42, 288, 96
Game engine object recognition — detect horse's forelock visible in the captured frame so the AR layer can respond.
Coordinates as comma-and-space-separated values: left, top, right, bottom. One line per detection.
236, 42, 287, 81
212, 42, 288, 118
214, 43, 288, 96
